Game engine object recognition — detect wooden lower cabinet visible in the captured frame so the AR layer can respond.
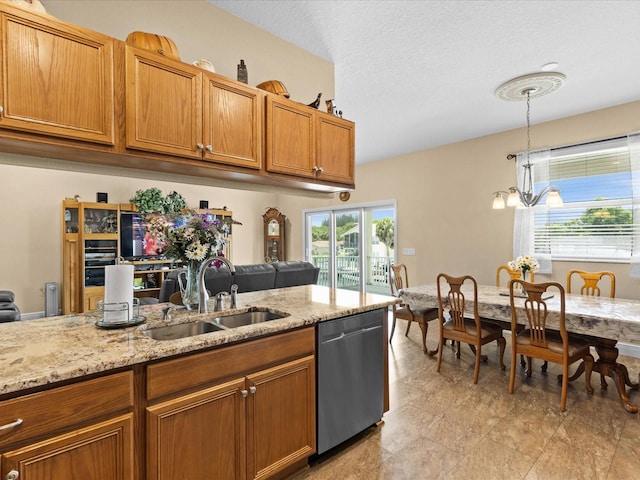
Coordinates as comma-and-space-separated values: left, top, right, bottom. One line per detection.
146, 355, 315, 480
145, 328, 316, 480
0, 371, 134, 480
1, 415, 134, 480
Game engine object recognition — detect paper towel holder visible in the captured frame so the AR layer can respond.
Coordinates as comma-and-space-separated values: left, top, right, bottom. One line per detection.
95, 298, 145, 329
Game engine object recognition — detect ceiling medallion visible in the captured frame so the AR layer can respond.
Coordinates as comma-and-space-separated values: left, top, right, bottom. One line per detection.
495, 72, 566, 101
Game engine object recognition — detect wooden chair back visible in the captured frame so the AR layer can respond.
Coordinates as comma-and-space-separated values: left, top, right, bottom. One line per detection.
567, 269, 615, 298
437, 273, 478, 336
389, 264, 408, 297
510, 280, 566, 349
496, 264, 534, 287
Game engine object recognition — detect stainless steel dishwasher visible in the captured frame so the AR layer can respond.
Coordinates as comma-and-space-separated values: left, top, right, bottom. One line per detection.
316, 308, 384, 454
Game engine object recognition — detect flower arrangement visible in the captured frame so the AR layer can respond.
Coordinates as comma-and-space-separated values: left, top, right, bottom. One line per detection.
508, 255, 539, 274
161, 210, 236, 263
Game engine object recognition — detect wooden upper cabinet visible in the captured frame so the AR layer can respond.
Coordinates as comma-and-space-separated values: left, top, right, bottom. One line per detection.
265, 93, 355, 186
125, 46, 202, 159
265, 94, 315, 178
203, 75, 262, 169
0, 6, 115, 144
316, 114, 355, 185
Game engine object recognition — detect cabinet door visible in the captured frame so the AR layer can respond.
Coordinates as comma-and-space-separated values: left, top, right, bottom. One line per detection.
316, 114, 355, 186
246, 355, 315, 480
125, 46, 202, 159
1, 414, 133, 480
146, 378, 246, 480
0, 8, 114, 144
264, 95, 315, 178
203, 74, 262, 169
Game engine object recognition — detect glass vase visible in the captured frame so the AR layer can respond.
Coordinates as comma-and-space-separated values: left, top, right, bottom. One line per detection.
520, 269, 528, 296
180, 260, 203, 310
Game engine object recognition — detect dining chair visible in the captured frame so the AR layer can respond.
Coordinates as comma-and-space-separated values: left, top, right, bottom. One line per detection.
436, 273, 506, 384
566, 269, 616, 387
389, 264, 439, 355
567, 269, 615, 298
508, 279, 594, 411
496, 264, 535, 288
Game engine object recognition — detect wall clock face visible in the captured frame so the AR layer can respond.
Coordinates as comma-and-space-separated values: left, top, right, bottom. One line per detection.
268, 219, 280, 236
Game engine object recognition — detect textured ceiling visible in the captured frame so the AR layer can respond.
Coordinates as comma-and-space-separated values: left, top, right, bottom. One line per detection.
210, 0, 640, 165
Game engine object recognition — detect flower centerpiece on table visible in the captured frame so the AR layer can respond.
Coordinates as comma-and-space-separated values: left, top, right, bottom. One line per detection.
508, 255, 539, 282
160, 209, 240, 309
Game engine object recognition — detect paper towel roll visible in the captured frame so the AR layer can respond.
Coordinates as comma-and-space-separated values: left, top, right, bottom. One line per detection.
104, 265, 134, 323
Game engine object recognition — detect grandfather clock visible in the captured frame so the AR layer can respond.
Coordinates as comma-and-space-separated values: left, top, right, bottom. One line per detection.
263, 208, 285, 262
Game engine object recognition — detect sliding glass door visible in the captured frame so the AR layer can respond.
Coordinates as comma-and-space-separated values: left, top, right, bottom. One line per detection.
305, 201, 396, 295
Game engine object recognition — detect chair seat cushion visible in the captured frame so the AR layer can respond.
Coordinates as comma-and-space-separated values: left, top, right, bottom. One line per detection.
516, 329, 591, 356
443, 318, 502, 338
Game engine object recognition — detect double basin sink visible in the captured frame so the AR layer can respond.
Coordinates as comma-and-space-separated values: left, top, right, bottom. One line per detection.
143, 307, 289, 341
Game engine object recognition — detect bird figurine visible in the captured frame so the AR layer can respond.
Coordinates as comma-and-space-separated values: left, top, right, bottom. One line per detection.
307, 93, 322, 109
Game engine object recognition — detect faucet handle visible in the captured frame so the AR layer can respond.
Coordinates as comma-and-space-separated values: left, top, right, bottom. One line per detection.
230, 284, 238, 309
214, 291, 230, 312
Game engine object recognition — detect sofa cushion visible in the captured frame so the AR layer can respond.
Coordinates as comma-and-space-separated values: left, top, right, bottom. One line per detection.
273, 261, 320, 288
233, 264, 276, 292
0, 290, 15, 303
204, 266, 233, 296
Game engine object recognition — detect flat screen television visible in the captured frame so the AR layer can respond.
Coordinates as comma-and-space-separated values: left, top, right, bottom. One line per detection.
120, 212, 166, 260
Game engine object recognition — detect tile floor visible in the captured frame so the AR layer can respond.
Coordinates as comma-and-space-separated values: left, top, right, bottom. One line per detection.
291, 314, 640, 480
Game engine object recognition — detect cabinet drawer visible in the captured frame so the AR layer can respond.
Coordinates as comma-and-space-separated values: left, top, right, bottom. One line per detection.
0, 370, 132, 449
147, 327, 314, 402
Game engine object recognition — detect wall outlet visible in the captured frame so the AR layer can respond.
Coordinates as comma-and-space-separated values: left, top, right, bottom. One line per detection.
402, 248, 416, 256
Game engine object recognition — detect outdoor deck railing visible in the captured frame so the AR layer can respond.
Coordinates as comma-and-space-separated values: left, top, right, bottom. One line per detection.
310, 255, 392, 291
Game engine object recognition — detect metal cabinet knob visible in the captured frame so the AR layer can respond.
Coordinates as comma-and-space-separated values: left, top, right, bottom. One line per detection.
196, 143, 204, 150
6, 470, 19, 480
249, 386, 257, 394
0, 105, 4, 115
205, 145, 213, 153
241, 389, 248, 398
317, 166, 324, 174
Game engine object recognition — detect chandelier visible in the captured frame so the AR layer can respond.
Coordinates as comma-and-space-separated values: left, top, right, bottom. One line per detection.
492, 72, 566, 209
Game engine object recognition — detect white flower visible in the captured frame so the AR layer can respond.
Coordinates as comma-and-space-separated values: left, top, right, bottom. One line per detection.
510, 255, 539, 273
185, 241, 209, 261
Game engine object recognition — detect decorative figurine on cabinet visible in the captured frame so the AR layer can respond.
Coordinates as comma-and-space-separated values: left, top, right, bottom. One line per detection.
263, 207, 286, 262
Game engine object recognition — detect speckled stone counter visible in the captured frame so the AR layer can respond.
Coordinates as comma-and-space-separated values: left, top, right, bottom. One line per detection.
400, 284, 640, 344
0, 285, 398, 396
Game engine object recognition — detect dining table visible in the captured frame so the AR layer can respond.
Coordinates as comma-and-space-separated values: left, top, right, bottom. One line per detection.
400, 283, 640, 413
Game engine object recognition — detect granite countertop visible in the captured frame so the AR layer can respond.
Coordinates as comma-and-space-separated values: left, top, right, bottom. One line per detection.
0, 285, 398, 396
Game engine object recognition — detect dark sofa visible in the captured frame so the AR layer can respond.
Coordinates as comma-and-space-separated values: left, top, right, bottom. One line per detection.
159, 260, 320, 303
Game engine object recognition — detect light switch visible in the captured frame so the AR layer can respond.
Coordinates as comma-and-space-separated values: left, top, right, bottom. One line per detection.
402, 248, 416, 256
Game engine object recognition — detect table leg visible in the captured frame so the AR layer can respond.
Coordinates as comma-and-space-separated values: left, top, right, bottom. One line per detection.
564, 338, 639, 413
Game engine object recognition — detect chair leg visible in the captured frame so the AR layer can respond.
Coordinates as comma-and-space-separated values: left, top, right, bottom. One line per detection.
526, 357, 533, 377
520, 354, 526, 368
389, 316, 397, 343
473, 345, 481, 384
497, 337, 506, 371
404, 319, 412, 336
560, 363, 569, 412
436, 335, 444, 373
509, 345, 517, 394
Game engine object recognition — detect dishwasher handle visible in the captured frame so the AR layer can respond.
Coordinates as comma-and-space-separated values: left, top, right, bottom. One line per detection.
320, 324, 382, 344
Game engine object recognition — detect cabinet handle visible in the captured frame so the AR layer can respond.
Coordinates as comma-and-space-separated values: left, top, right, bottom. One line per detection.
241, 389, 248, 398
0, 105, 3, 116
205, 145, 213, 153
317, 166, 324, 174
312, 166, 319, 172
196, 143, 204, 150
249, 386, 257, 394
0, 418, 23, 431
6, 470, 19, 480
